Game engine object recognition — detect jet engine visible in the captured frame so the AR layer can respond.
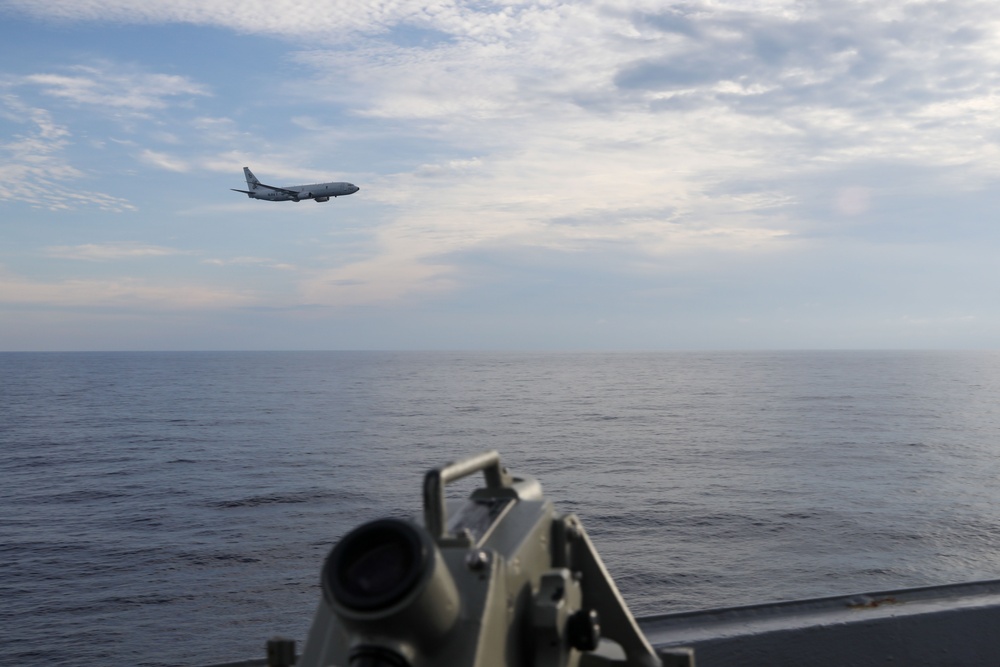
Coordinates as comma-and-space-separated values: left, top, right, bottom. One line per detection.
315, 196, 330, 202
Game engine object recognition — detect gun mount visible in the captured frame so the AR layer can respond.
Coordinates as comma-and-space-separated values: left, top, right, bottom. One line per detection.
296, 451, 676, 667
211, 451, 1000, 667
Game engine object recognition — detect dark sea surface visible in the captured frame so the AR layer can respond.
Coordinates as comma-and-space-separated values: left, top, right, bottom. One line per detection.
4, 351, 1000, 666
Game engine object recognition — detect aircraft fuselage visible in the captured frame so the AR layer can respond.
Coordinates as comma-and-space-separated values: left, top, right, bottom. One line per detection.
249, 181, 358, 202
232, 167, 359, 203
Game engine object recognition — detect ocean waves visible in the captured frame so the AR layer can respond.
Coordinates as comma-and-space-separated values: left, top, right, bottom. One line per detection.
4, 351, 1000, 665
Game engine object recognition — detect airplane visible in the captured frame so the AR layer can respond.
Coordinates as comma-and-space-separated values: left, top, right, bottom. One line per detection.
231, 167, 359, 202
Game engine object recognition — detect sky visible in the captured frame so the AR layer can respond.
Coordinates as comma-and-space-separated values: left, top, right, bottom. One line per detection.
2, 0, 1000, 351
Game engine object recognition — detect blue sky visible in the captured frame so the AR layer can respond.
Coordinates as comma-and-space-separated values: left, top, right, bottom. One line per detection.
2, 1, 1000, 350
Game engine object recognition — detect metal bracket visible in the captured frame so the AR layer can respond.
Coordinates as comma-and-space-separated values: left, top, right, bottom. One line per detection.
423, 450, 514, 540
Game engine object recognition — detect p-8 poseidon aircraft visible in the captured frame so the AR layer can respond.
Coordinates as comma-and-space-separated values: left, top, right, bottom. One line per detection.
231, 167, 359, 202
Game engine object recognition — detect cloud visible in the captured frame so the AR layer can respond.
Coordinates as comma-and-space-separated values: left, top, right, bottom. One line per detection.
195, 150, 351, 183
139, 149, 190, 172
203, 257, 297, 271
0, 61, 215, 209
0, 95, 136, 211
44, 243, 187, 261
299, 253, 457, 307
613, 3, 1000, 158
191, 116, 241, 143
22, 63, 209, 115
835, 187, 872, 216
271, 1, 1000, 323
0, 1, 500, 41
9, 0, 1000, 316
0, 267, 257, 309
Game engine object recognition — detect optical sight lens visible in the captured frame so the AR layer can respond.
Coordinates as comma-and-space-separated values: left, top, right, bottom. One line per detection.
324, 519, 427, 611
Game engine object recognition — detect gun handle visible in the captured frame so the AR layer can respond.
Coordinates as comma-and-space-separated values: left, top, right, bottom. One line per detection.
423, 450, 514, 539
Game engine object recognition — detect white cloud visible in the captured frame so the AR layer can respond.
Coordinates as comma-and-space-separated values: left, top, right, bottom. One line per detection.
0, 61, 215, 210
0, 95, 135, 211
199, 151, 350, 183
299, 253, 457, 307
8, 0, 1000, 318
44, 243, 187, 261
139, 149, 190, 172
1, 1, 482, 41
203, 257, 297, 271
191, 116, 241, 143
835, 187, 872, 216
0, 267, 257, 309
275, 0, 1000, 306
23, 63, 209, 114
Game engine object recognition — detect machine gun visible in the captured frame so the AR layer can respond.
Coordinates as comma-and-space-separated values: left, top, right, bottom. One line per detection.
281, 451, 689, 667
249, 450, 1000, 667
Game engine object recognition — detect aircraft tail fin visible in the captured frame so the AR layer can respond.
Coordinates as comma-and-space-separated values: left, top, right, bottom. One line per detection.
243, 167, 260, 190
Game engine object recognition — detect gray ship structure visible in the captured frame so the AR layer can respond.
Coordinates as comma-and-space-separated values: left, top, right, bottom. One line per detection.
209, 451, 1000, 667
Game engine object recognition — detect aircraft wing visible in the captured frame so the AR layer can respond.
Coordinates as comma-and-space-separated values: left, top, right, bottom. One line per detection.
256, 183, 303, 196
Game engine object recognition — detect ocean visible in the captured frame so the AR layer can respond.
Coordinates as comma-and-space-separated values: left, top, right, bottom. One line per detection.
3, 350, 1000, 666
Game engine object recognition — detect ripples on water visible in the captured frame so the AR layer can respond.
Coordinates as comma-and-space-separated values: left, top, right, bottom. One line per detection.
3, 351, 1000, 665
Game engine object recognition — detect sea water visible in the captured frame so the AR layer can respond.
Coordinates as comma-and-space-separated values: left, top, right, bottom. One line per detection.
3, 351, 1000, 666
